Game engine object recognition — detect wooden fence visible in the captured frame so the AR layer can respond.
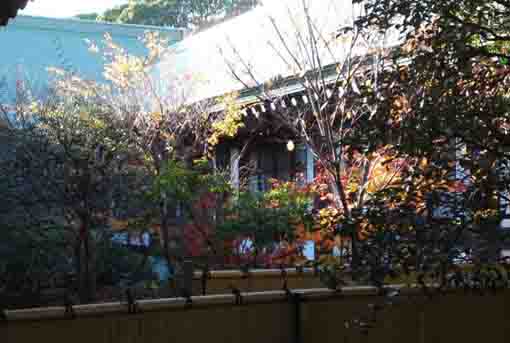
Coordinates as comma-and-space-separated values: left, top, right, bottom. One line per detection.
0, 268, 323, 310
3, 286, 509, 343
191, 267, 324, 295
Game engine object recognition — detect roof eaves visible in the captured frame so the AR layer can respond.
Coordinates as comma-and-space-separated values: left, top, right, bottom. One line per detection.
207, 63, 342, 113
0, 0, 29, 26
207, 47, 404, 114
6, 15, 186, 41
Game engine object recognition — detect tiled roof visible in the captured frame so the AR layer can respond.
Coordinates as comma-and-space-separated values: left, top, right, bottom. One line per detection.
0, 0, 29, 26
158, 0, 402, 106
161, 0, 400, 105
162, 0, 355, 103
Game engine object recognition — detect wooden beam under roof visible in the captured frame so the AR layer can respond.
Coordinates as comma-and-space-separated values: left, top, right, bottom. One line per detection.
0, 0, 30, 26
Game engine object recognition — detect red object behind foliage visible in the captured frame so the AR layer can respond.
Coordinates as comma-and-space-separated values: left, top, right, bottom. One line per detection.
181, 191, 305, 267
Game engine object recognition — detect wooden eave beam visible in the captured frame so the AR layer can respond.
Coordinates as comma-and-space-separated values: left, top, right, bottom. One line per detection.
1, 0, 30, 26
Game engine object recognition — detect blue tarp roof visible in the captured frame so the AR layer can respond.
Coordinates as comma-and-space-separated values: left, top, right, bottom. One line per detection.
0, 15, 183, 103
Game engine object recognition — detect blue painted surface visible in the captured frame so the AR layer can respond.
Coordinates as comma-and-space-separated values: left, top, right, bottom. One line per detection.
150, 256, 173, 281
0, 16, 184, 102
303, 241, 315, 261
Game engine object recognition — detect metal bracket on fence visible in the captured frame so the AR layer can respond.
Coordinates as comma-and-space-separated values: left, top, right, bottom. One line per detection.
283, 278, 289, 294
64, 293, 76, 319
201, 265, 211, 296
184, 293, 193, 308
334, 286, 343, 296
231, 286, 243, 305
280, 265, 288, 279
313, 263, 320, 277
126, 289, 140, 314
281, 266, 290, 293
177, 285, 193, 308
241, 265, 251, 279
0, 308, 7, 323
283, 279, 292, 298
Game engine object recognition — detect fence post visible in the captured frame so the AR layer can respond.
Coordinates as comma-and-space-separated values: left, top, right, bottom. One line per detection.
201, 264, 210, 296
419, 310, 425, 343
182, 259, 193, 297
286, 290, 302, 343
294, 293, 303, 343
0, 309, 9, 343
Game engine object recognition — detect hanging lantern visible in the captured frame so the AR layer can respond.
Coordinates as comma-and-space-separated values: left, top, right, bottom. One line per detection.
287, 140, 295, 152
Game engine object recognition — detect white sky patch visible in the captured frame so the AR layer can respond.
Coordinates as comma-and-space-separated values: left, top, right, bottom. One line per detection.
20, 0, 128, 18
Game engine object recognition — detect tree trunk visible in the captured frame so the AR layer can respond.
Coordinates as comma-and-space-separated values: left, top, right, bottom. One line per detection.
350, 230, 360, 274
332, 168, 360, 272
74, 239, 82, 298
77, 219, 96, 304
160, 197, 173, 284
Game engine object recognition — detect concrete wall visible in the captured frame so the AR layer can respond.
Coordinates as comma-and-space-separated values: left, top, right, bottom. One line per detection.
3, 287, 510, 343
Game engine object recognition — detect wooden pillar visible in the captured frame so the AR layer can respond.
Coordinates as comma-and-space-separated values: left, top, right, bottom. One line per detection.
249, 150, 259, 193
306, 145, 315, 183
230, 146, 240, 191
